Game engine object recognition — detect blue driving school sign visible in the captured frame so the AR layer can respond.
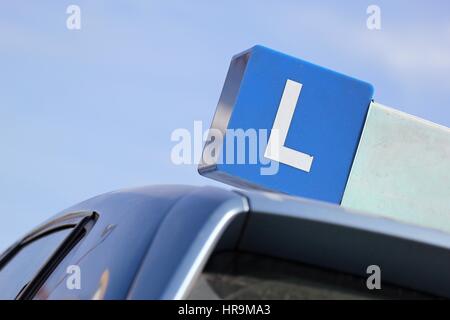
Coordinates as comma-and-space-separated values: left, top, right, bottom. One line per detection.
198, 45, 374, 204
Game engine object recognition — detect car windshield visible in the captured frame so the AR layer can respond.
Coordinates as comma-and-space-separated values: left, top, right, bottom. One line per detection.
188, 251, 434, 300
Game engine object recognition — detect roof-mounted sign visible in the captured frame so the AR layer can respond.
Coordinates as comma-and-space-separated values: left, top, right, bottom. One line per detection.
199, 45, 374, 204
199, 45, 450, 232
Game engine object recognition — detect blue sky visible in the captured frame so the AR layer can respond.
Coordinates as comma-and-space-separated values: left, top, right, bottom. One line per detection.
0, 1, 449, 251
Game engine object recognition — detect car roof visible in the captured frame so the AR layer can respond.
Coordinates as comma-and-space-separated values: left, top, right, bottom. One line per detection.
9, 184, 450, 299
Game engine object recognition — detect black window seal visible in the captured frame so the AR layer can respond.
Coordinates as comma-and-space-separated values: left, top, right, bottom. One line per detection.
0, 211, 95, 271
0, 211, 98, 300
16, 211, 98, 300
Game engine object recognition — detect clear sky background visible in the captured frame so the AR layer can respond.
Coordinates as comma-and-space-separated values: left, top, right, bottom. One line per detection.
0, 1, 449, 252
